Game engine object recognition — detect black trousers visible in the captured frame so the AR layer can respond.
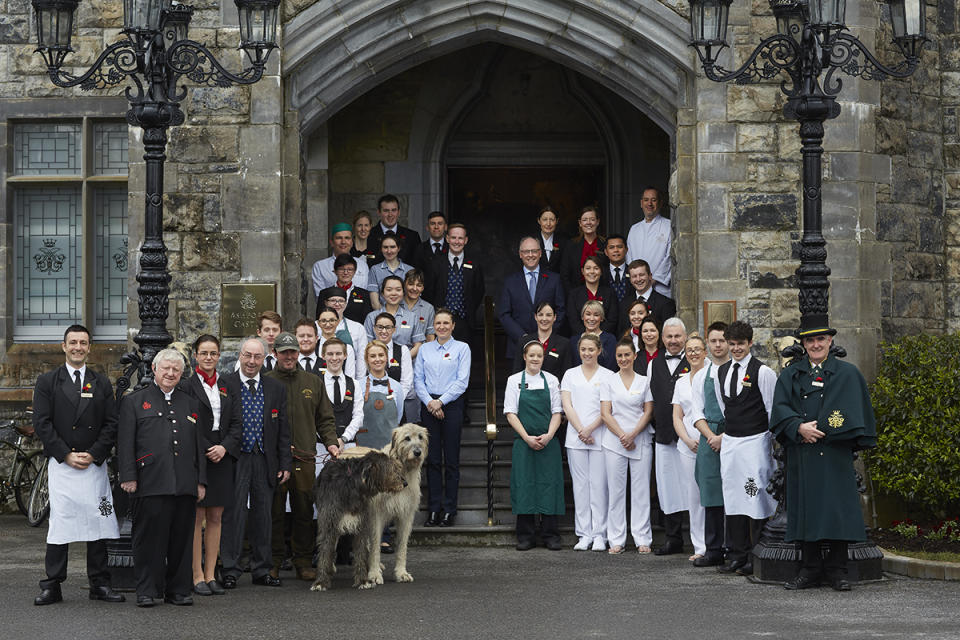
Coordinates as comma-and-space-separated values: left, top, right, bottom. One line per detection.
131, 494, 196, 598
40, 540, 110, 590
516, 514, 560, 545
704, 506, 725, 558
663, 512, 684, 547
422, 395, 465, 514
222, 451, 274, 580
800, 540, 849, 579
725, 514, 765, 563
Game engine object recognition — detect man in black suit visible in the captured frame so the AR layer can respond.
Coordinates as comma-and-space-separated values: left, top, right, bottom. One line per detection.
648, 317, 690, 556
118, 348, 206, 607
498, 236, 566, 359
412, 210, 448, 272
603, 234, 630, 302
617, 259, 677, 335
425, 223, 485, 344
219, 336, 291, 589
367, 194, 422, 265
33, 324, 125, 606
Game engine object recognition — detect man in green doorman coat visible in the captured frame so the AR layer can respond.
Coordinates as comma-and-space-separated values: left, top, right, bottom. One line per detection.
770, 318, 877, 592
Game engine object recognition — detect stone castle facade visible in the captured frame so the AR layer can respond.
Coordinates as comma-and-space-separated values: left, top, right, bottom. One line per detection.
0, 0, 954, 397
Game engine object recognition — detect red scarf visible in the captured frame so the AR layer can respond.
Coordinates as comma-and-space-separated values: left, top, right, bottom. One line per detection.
579, 238, 598, 271
541, 338, 549, 352
632, 327, 640, 336
196, 366, 217, 387
586, 287, 601, 301
645, 349, 659, 363
338, 282, 352, 292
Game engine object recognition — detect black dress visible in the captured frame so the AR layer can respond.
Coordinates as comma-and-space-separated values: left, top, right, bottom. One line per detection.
183, 373, 243, 507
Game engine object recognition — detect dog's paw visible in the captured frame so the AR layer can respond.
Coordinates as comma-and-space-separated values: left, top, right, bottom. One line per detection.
395, 571, 414, 583
357, 580, 377, 590
309, 583, 328, 592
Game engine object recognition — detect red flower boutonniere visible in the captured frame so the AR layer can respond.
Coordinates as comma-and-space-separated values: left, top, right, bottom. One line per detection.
271, 409, 279, 416
419, 317, 425, 322
83, 382, 93, 391
541, 273, 548, 279
390, 358, 399, 365
399, 234, 406, 240
743, 374, 751, 383
401, 320, 408, 326
465, 260, 473, 266
443, 352, 451, 359
815, 377, 823, 383
681, 367, 690, 374
553, 243, 560, 249
142, 401, 152, 410
344, 389, 353, 398
742, 374, 753, 388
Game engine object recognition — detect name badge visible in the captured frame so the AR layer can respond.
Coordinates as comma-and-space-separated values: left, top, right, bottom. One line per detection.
187, 415, 197, 423
548, 351, 559, 358
741, 381, 752, 388
629, 390, 644, 396
811, 380, 823, 388
463, 263, 473, 269
80, 392, 94, 398
386, 394, 395, 400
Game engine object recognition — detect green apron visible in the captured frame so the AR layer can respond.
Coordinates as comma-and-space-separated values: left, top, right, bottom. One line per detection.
357, 376, 398, 450
695, 363, 725, 507
510, 371, 565, 515
335, 323, 353, 346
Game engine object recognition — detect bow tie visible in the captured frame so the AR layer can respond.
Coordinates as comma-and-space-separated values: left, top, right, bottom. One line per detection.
665, 353, 683, 360
371, 379, 389, 387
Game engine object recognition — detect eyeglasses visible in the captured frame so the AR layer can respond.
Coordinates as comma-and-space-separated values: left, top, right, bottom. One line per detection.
239, 352, 265, 361
374, 324, 395, 331
196, 351, 219, 358
519, 249, 541, 255
317, 318, 338, 324
686, 348, 704, 355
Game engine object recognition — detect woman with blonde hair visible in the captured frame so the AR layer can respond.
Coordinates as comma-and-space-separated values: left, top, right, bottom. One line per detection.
571, 300, 617, 371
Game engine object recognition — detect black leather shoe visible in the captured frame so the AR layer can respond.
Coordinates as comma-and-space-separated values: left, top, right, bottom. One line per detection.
545, 539, 563, 551
693, 554, 724, 567
380, 542, 395, 555
424, 511, 442, 527
785, 574, 821, 590
164, 593, 193, 606
136, 595, 156, 608
193, 581, 212, 596
516, 540, 535, 551
222, 575, 237, 589
654, 542, 683, 556
207, 580, 225, 595
89, 585, 125, 602
717, 559, 747, 574
34, 587, 62, 606
830, 577, 852, 591
252, 574, 282, 587
736, 562, 754, 576
439, 513, 456, 527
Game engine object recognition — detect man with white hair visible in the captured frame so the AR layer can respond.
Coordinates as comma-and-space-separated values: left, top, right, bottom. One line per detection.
648, 317, 691, 556
219, 336, 291, 589
118, 348, 206, 607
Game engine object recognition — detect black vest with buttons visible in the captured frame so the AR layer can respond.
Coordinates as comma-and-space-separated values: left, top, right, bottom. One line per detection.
649, 352, 689, 445
322, 373, 355, 438
387, 342, 402, 385
717, 357, 767, 437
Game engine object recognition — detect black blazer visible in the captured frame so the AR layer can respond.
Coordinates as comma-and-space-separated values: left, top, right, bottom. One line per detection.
537, 232, 567, 273
118, 384, 206, 497
368, 224, 422, 265
425, 251, 486, 333
33, 365, 118, 465
566, 284, 619, 336
511, 332, 572, 379
219, 372, 292, 487
412, 238, 448, 272
617, 287, 677, 336
343, 285, 374, 324
497, 268, 566, 358
559, 236, 607, 293
183, 373, 244, 458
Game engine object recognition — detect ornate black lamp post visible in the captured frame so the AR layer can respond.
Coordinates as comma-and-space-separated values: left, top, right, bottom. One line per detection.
31, 0, 280, 388
688, 0, 926, 582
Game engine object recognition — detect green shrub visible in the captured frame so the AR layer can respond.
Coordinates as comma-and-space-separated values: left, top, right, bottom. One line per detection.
868, 333, 960, 517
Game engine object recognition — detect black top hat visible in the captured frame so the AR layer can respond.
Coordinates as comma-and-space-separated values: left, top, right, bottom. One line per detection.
796, 313, 837, 339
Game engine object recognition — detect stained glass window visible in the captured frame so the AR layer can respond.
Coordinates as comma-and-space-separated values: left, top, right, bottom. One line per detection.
13, 123, 81, 176
94, 186, 129, 336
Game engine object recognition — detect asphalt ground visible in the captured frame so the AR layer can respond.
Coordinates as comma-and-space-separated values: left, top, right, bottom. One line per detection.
2, 515, 959, 640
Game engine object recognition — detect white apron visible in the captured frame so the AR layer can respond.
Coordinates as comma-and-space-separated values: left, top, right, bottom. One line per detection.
46, 458, 119, 545
655, 442, 687, 514
719, 431, 777, 519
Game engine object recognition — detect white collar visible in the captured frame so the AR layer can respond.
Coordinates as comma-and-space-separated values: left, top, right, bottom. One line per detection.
635, 285, 653, 299
732, 353, 752, 368
381, 223, 398, 233
240, 372, 261, 386
65, 363, 86, 381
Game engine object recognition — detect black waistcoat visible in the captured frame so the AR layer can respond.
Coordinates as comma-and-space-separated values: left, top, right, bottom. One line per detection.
387, 342, 402, 385
718, 357, 767, 437
649, 353, 689, 445
322, 373, 355, 437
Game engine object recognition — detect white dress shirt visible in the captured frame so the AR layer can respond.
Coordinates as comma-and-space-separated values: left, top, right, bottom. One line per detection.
503, 370, 562, 415
324, 371, 364, 441
311, 254, 370, 295
626, 214, 672, 297
713, 353, 777, 416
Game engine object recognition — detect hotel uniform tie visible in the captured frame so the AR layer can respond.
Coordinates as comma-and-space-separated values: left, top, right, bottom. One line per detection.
528, 270, 537, 303
74, 370, 82, 391
730, 362, 740, 398
433, 242, 441, 255
333, 375, 342, 405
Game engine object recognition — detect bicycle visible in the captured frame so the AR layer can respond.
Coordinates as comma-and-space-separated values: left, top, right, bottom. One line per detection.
27, 457, 49, 527
0, 410, 43, 518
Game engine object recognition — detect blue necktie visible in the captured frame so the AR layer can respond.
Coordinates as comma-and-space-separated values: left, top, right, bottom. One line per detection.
527, 271, 537, 303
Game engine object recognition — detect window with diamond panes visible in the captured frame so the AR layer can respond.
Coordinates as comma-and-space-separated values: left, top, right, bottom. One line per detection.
9, 120, 129, 341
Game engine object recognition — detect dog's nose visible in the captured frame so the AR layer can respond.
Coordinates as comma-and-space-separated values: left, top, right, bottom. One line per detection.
413, 448, 422, 457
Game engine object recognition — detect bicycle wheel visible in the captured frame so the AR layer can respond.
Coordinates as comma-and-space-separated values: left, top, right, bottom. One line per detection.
27, 461, 49, 527
12, 451, 42, 516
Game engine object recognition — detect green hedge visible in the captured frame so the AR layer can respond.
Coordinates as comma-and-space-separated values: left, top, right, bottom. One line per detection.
869, 333, 960, 516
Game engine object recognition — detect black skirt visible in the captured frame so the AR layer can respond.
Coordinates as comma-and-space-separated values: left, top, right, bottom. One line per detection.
198, 454, 235, 508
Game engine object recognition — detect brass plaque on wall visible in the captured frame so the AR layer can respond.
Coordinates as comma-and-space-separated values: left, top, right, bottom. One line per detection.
221, 284, 277, 338
703, 300, 737, 329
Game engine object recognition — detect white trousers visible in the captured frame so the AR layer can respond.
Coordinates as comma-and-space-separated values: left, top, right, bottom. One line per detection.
677, 452, 706, 556
603, 448, 652, 547
567, 448, 608, 539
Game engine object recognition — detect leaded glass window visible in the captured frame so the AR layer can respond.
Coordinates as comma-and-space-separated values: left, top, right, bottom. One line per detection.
9, 120, 129, 341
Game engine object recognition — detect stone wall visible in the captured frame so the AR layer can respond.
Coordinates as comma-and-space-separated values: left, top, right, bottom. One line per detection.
937, 2, 960, 334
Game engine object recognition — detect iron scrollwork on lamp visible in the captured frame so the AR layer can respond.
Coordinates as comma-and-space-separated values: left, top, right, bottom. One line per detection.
31, 0, 281, 388
688, 0, 926, 583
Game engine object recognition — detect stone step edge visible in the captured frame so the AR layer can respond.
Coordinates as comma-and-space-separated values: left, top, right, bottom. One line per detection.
878, 547, 960, 581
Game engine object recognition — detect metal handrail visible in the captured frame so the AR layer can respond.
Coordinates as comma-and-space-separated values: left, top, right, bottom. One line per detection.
483, 295, 498, 526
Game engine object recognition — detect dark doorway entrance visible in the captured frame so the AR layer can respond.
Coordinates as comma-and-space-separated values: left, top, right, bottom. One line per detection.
447, 165, 604, 288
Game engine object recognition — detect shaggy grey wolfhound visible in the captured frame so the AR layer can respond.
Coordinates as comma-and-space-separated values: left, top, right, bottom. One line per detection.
359, 423, 428, 589
310, 451, 406, 591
